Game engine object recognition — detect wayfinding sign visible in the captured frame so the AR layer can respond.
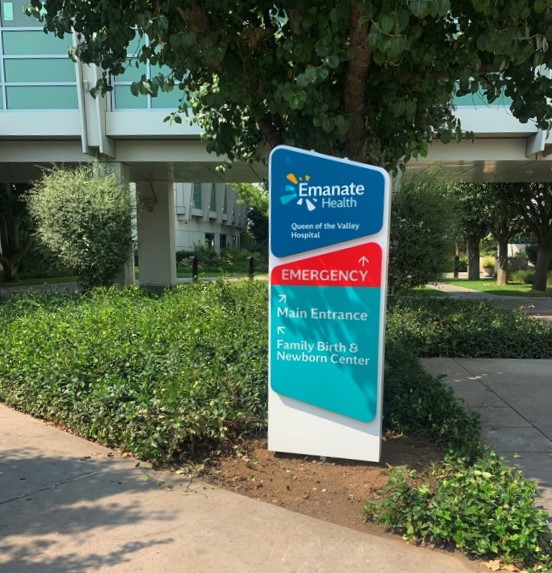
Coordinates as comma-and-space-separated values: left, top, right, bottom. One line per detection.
268, 145, 391, 462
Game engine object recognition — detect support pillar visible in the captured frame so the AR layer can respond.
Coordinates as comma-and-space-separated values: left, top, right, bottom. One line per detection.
136, 181, 176, 289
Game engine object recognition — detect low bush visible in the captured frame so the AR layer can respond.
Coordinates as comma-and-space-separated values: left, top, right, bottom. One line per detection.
365, 452, 551, 570
383, 342, 480, 455
0, 282, 268, 461
511, 269, 535, 285
387, 297, 552, 358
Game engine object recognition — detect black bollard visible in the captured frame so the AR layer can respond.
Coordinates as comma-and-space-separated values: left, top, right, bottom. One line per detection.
247, 256, 255, 279
192, 256, 199, 281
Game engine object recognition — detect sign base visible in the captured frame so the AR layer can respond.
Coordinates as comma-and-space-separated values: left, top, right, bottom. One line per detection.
268, 389, 382, 462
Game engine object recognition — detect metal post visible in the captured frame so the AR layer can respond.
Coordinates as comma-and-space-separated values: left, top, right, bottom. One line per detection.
247, 256, 255, 279
192, 256, 199, 281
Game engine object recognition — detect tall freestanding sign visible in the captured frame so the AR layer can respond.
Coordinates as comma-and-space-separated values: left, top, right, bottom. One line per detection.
269, 145, 391, 462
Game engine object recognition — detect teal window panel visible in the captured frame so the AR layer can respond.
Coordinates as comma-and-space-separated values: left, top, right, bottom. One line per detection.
113, 85, 147, 109
193, 183, 202, 209
3, 30, 72, 55
1, 0, 38, 27
6, 85, 77, 109
453, 89, 512, 108
4, 58, 75, 82
0, 89, 3, 109
209, 184, 216, 211
151, 88, 184, 109
113, 60, 147, 84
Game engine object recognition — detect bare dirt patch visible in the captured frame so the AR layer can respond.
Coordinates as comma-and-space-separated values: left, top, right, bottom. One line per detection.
206, 432, 444, 534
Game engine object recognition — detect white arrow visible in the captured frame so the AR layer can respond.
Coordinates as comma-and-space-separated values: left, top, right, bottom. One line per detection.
358, 256, 370, 267
278, 294, 287, 303
277, 326, 286, 335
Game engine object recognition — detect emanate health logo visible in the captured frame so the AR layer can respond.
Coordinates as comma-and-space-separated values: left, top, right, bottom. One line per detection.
280, 173, 318, 212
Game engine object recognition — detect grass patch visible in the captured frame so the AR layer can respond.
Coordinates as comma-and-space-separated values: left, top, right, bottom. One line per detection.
442, 278, 552, 297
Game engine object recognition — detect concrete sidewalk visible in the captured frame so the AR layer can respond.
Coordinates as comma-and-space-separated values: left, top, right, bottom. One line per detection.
0, 404, 486, 573
422, 358, 552, 518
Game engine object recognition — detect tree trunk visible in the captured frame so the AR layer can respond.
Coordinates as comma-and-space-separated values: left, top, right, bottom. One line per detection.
533, 242, 551, 292
467, 237, 481, 280
496, 237, 509, 285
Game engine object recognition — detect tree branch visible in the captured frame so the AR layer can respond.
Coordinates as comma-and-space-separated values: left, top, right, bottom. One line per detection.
344, 5, 371, 162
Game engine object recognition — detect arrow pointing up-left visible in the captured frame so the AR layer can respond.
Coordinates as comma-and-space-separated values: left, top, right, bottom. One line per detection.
277, 326, 286, 335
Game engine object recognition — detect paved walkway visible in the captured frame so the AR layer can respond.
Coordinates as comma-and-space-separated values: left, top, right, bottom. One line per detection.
421, 358, 552, 519
0, 404, 486, 573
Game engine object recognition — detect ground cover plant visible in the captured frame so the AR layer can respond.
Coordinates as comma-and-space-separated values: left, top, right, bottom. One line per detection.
0, 284, 550, 569
0, 282, 268, 461
387, 296, 552, 358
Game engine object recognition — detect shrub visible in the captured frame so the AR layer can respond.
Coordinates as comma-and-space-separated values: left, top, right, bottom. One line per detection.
386, 297, 552, 358
27, 165, 134, 288
0, 281, 268, 461
511, 269, 535, 285
18, 238, 74, 279
482, 255, 496, 268
383, 342, 481, 455
388, 177, 456, 294
365, 452, 551, 570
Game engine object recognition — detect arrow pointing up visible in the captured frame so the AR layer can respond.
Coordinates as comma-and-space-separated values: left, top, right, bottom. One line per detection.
277, 326, 286, 335
358, 256, 370, 267
278, 294, 287, 303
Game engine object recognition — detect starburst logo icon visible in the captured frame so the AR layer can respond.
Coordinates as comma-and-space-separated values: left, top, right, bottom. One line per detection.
280, 173, 318, 211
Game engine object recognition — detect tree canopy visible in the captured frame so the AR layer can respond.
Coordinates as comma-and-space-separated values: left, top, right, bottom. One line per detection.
29, 0, 552, 170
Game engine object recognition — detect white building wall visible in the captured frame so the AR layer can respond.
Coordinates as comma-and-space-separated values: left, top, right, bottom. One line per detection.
173, 183, 248, 253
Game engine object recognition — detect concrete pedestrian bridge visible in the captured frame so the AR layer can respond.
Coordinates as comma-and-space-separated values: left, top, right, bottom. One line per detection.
2, 1, 552, 287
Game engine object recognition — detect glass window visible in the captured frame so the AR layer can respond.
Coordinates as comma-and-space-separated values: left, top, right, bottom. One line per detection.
151, 88, 184, 109
209, 184, 216, 212
192, 183, 202, 209
1, 1, 38, 27
205, 233, 214, 248
6, 85, 78, 109
220, 234, 227, 249
113, 85, 147, 109
2, 30, 72, 55
4, 58, 75, 82
223, 186, 228, 214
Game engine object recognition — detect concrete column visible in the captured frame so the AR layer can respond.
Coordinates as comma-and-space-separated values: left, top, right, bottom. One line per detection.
136, 180, 176, 289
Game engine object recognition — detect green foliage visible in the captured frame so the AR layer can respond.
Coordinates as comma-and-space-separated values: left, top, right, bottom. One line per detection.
526, 244, 552, 270
389, 178, 455, 294
29, 166, 133, 287
175, 245, 267, 274
0, 184, 33, 282
27, 165, 134, 288
387, 297, 552, 358
482, 255, 496, 268
27, 1, 552, 170
0, 282, 268, 461
511, 269, 536, 285
18, 238, 73, 279
365, 453, 552, 570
